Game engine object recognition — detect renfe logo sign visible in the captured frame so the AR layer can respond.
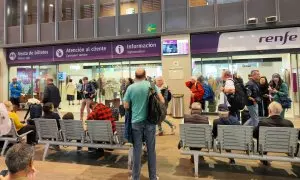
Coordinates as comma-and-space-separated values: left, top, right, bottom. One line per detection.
216, 27, 300, 52
259, 31, 298, 45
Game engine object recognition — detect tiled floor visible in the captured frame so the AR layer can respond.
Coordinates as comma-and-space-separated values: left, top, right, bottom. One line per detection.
1, 112, 300, 180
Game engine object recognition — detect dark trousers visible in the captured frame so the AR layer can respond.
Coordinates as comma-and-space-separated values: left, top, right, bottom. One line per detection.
10, 97, 20, 107
258, 100, 269, 117
17, 125, 37, 145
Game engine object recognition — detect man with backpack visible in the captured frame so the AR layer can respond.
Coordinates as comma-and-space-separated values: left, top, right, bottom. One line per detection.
80, 77, 95, 120
221, 70, 247, 120
244, 70, 261, 127
155, 76, 175, 136
123, 68, 164, 180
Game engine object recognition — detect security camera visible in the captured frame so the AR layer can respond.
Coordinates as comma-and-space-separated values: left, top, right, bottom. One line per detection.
247, 17, 258, 25
265, 16, 278, 23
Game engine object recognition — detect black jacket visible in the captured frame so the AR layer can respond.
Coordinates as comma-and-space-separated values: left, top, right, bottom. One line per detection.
43, 112, 61, 129
245, 79, 261, 106
253, 115, 294, 139
82, 83, 95, 99
212, 117, 240, 138
43, 84, 61, 108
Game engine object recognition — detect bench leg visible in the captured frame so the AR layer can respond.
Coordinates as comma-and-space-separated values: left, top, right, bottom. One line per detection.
194, 154, 199, 177
1, 140, 9, 156
42, 144, 50, 161
128, 147, 133, 170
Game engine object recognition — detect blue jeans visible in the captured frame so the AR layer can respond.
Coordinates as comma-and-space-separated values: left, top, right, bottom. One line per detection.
132, 121, 157, 180
244, 104, 259, 127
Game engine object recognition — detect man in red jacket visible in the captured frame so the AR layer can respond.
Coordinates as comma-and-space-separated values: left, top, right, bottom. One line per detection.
185, 76, 204, 106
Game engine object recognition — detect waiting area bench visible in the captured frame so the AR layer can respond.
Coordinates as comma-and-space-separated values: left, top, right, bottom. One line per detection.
34, 119, 132, 166
179, 124, 300, 177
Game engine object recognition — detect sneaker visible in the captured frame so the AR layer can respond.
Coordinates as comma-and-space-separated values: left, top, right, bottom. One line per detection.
77, 147, 82, 152
261, 160, 271, 166
50, 145, 61, 151
229, 159, 236, 165
158, 132, 163, 136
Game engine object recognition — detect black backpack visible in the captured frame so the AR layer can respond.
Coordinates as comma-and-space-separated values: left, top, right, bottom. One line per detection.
227, 79, 248, 111
147, 83, 167, 125
24, 104, 43, 120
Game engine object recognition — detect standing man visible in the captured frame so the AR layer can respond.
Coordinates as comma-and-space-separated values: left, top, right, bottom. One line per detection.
80, 77, 95, 120
220, 71, 236, 117
123, 69, 164, 180
43, 78, 61, 112
9, 77, 22, 111
244, 70, 261, 127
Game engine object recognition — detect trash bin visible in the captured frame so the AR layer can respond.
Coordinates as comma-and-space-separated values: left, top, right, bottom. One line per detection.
172, 94, 184, 118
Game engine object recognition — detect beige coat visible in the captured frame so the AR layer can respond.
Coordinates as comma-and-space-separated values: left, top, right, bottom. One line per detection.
66, 82, 76, 96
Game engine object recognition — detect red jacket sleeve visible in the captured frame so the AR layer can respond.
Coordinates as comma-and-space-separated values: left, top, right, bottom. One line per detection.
185, 81, 193, 89
193, 83, 204, 101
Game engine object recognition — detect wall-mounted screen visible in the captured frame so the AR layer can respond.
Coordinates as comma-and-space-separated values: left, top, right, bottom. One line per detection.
162, 39, 189, 56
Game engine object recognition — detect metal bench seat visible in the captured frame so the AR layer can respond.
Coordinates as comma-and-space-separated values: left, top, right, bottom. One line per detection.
180, 124, 300, 177
0, 120, 33, 156
34, 119, 132, 164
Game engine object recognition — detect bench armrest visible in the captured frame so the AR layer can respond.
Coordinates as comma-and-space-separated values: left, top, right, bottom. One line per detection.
297, 141, 300, 157
113, 132, 120, 144
253, 138, 257, 154
213, 138, 218, 152
17, 130, 33, 138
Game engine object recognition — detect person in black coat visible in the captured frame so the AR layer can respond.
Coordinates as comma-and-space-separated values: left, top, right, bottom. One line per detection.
42, 78, 61, 111
258, 76, 271, 117
253, 101, 294, 166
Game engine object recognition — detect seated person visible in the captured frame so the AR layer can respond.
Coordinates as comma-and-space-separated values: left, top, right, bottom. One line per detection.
87, 102, 116, 132
3, 143, 37, 180
184, 102, 209, 124
4, 101, 37, 145
62, 112, 74, 120
86, 102, 116, 153
212, 104, 240, 165
180, 103, 209, 163
42, 102, 61, 151
253, 101, 294, 166
42, 102, 61, 128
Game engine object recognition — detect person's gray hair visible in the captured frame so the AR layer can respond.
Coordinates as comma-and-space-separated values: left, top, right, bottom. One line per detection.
5, 143, 35, 174
268, 102, 283, 115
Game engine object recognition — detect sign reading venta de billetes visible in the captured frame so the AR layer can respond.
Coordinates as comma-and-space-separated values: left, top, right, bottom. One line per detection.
7, 46, 54, 64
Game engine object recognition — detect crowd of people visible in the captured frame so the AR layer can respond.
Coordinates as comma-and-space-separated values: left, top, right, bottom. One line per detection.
185, 69, 294, 166
2, 68, 297, 180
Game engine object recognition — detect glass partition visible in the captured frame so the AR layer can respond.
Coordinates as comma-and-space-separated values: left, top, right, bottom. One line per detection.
100, 0, 115, 17
42, 0, 55, 23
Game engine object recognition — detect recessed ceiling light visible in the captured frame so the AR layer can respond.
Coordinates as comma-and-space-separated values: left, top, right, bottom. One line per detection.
49, 4, 54, 7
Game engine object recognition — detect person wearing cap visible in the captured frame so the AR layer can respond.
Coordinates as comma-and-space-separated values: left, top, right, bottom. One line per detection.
212, 104, 240, 165
185, 76, 204, 106
269, 73, 289, 118
9, 77, 23, 111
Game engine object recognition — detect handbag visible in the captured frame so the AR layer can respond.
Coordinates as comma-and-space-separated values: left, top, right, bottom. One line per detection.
278, 95, 292, 109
